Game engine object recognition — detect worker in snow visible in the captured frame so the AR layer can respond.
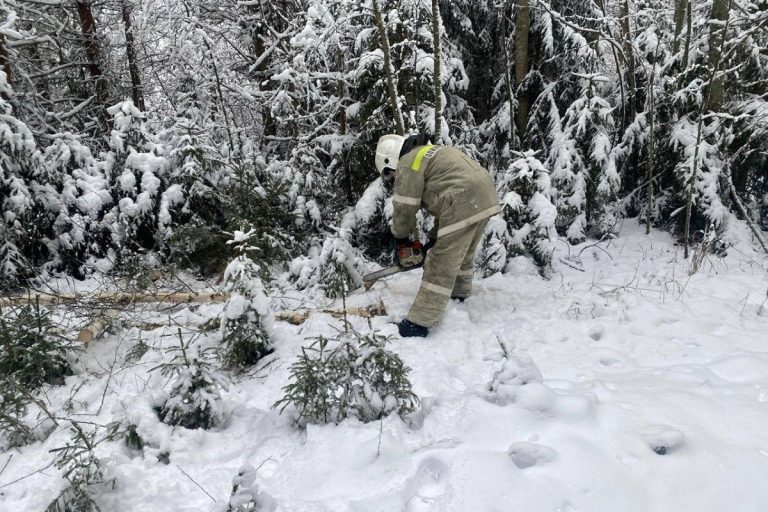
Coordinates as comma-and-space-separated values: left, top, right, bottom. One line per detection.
375, 133, 501, 337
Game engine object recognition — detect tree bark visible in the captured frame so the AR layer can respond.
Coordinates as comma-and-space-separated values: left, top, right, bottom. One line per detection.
645, 49, 659, 235
499, 5, 516, 149
620, 0, 637, 115
121, 1, 145, 111
75, 0, 111, 130
431, 0, 442, 143
0, 31, 9, 84
682, 0, 693, 69
514, 0, 530, 139
673, 0, 687, 55
372, 0, 404, 135
706, 0, 730, 112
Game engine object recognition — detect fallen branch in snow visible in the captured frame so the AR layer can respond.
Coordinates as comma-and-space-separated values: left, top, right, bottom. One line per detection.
175, 465, 216, 503
724, 170, 768, 256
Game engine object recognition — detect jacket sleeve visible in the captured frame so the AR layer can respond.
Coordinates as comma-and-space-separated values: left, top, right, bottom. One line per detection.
391, 161, 425, 239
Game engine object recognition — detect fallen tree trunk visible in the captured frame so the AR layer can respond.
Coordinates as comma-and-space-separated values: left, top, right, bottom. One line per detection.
0, 291, 229, 307
73, 301, 388, 341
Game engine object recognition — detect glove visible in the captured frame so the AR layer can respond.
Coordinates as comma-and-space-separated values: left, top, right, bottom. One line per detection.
394, 238, 425, 269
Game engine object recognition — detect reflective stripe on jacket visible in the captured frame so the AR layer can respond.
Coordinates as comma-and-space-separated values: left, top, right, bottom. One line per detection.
391, 145, 501, 239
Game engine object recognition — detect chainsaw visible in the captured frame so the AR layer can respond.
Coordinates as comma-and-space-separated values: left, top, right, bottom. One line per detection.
361, 239, 435, 288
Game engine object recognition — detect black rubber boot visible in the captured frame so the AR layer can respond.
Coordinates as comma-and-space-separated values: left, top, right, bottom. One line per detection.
398, 319, 429, 337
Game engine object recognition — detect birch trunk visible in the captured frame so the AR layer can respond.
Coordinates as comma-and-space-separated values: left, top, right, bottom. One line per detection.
431, 0, 442, 142
372, 0, 404, 135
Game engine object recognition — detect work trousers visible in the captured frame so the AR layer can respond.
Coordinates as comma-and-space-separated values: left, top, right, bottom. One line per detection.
406, 218, 489, 327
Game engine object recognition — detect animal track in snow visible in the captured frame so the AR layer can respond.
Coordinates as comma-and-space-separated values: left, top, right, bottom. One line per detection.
588, 325, 605, 341
404, 457, 449, 511
640, 425, 685, 455
508, 441, 557, 469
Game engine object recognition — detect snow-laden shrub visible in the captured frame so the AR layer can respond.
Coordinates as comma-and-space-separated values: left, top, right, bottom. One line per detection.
220, 230, 274, 371
0, 301, 74, 390
211, 464, 277, 512
487, 354, 544, 405
480, 150, 557, 278
154, 340, 226, 430
340, 177, 392, 265
274, 325, 419, 426
107, 101, 171, 259
0, 74, 40, 287
551, 76, 619, 242
289, 233, 365, 299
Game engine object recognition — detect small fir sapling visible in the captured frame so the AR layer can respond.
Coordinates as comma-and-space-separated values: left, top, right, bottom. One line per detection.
46, 421, 120, 512
0, 379, 35, 449
274, 323, 419, 426
479, 150, 556, 277
0, 300, 74, 390
154, 335, 226, 430
220, 229, 274, 370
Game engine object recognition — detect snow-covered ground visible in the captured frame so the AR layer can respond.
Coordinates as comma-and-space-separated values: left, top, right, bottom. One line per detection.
3, 222, 768, 512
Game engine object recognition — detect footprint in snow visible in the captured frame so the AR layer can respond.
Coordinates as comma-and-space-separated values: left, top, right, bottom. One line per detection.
641, 425, 685, 455
588, 325, 605, 341
508, 441, 557, 469
404, 457, 449, 511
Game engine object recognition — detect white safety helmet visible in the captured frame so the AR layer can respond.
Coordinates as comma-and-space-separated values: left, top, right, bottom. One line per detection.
375, 134, 404, 175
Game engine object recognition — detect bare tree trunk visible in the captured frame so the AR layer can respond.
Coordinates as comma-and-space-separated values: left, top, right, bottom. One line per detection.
75, 0, 111, 130
337, 52, 353, 203
673, 0, 687, 55
372, 0, 404, 135
0, 31, 9, 83
514, 0, 530, 139
645, 47, 660, 235
706, 0, 730, 112
431, 0, 442, 143
620, 0, 637, 115
682, 0, 693, 69
0, 31, 9, 100
499, 5, 516, 149
121, 1, 145, 111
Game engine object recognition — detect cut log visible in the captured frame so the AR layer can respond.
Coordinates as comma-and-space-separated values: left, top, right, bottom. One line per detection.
274, 301, 388, 325
78, 309, 121, 343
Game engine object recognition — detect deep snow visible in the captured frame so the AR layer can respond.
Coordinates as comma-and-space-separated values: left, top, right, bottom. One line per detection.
2, 221, 768, 512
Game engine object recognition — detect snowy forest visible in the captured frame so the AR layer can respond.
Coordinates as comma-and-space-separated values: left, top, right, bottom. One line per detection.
1, 0, 768, 510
